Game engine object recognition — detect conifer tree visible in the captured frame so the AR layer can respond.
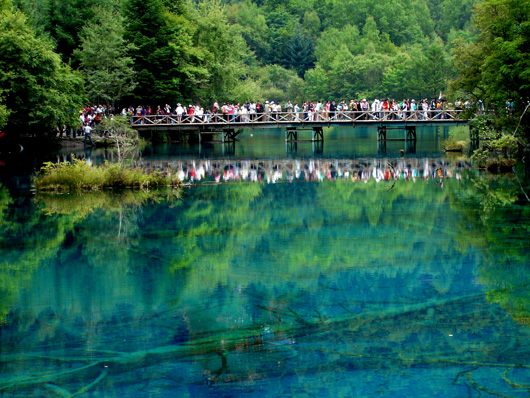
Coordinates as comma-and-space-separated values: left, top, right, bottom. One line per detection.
77, 2, 136, 106
283, 25, 315, 78
123, 0, 190, 104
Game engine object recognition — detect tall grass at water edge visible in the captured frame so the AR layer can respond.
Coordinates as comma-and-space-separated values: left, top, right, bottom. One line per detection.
34, 159, 182, 191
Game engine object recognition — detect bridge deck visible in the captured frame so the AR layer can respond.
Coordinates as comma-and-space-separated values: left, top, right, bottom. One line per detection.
129, 110, 467, 131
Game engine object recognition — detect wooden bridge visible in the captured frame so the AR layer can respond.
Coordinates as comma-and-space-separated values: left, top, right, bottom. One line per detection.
130, 110, 468, 144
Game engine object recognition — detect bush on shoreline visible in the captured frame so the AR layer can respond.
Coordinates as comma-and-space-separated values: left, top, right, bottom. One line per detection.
34, 158, 182, 192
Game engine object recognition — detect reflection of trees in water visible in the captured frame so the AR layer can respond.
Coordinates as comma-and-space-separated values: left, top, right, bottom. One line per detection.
139, 157, 474, 185
451, 175, 530, 327
1, 177, 530, 396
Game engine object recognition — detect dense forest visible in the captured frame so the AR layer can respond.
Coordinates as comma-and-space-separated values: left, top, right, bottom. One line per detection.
0, 0, 529, 136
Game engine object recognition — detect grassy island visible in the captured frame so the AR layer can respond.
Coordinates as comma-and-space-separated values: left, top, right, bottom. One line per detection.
34, 159, 183, 192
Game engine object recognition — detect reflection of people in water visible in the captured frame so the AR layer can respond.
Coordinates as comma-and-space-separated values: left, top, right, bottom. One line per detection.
135, 157, 469, 186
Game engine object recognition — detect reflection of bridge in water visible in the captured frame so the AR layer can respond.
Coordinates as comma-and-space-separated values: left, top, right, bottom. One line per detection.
139, 157, 474, 185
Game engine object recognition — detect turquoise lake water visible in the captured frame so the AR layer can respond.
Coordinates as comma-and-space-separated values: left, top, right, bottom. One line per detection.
1, 127, 530, 397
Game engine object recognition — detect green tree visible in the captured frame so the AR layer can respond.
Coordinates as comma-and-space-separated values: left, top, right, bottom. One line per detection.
12, 0, 49, 34
451, 0, 530, 152
0, 89, 8, 130
301, 10, 320, 38
227, 0, 270, 64
76, 2, 136, 105
253, 64, 305, 103
189, 0, 250, 103
0, 4, 84, 136
45, 0, 94, 63
452, 0, 530, 113
429, 0, 476, 41
264, 8, 297, 65
124, 0, 194, 104
282, 25, 315, 78
412, 37, 452, 98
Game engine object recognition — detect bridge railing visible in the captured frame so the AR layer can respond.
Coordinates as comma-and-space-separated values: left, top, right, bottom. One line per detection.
130, 109, 465, 126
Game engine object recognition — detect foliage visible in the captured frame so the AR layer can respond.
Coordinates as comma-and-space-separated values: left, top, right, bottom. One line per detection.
33, 158, 183, 191
0, 183, 13, 227
281, 24, 315, 78
99, 116, 138, 139
45, 0, 94, 63
451, 0, 530, 141
469, 115, 520, 170
253, 64, 306, 103
76, 1, 136, 105
442, 132, 469, 152
0, 91, 9, 130
123, 0, 193, 104
0, 6, 84, 135
472, 134, 519, 170
1, 0, 489, 130
189, 0, 250, 103
226, 0, 270, 62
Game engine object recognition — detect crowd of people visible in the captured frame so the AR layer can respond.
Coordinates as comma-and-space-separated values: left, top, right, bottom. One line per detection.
60, 96, 477, 134
60, 97, 475, 144
128, 98, 469, 125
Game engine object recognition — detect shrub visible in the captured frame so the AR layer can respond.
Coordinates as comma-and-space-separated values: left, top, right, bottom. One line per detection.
34, 158, 183, 192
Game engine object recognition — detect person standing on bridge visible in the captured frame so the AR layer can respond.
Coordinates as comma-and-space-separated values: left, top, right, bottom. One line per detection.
371, 99, 380, 120
212, 101, 219, 122
421, 99, 429, 120
381, 99, 389, 120
256, 101, 263, 121
264, 101, 271, 121
294, 103, 300, 121
411, 99, 417, 119
221, 103, 228, 122
429, 98, 436, 119
176, 103, 184, 123
286, 100, 293, 121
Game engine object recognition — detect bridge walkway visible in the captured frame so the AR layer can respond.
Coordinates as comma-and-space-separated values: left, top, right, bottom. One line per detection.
129, 110, 468, 143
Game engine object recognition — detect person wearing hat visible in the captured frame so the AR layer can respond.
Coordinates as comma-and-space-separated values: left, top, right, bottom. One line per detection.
175, 103, 184, 123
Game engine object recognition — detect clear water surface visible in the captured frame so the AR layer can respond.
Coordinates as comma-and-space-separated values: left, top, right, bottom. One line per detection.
1, 127, 530, 397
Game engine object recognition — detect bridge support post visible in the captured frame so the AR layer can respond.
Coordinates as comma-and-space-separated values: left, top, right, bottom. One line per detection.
405, 126, 416, 140
223, 129, 237, 143
286, 128, 298, 142
312, 127, 324, 142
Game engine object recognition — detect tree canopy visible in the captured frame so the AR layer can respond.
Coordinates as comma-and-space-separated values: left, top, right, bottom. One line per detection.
0, 2, 84, 134
3, 0, 529, 136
